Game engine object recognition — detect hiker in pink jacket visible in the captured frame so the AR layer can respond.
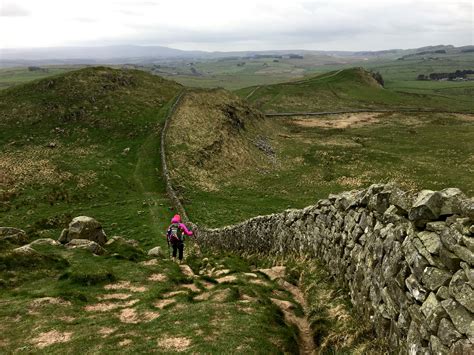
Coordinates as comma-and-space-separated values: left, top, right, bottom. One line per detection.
166, 214, 193, 262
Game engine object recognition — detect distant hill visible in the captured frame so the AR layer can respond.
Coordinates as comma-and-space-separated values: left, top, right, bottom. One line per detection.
1, 44, 472, 67
238, 67, 474, 112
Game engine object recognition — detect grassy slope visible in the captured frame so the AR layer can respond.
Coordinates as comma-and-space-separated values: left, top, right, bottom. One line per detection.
238, 67, 474, 113
0, 68, 305, 353
168, 90, 473, 228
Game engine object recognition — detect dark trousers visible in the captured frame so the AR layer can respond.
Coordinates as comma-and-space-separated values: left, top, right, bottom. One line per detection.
171, 240, 184, 260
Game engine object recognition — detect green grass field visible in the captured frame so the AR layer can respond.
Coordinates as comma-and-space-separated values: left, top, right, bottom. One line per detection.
1, 67, 384, 353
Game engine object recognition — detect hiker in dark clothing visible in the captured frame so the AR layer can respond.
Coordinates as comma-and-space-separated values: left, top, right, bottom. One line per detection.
166, 214, 193, 262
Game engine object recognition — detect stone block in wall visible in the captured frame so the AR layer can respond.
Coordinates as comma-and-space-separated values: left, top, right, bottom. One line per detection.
436, 286, 450, 300
452, 244, 474, 265
460, 262, 474, 286
430, 335, 450, 354
437, 318, 463, 347
449, 269, 474, 313
439, 247, 461, 271
406, 274, 427, 301
440, 226, 464, 252
426, 221, 447, 233
418, 231, 442, 255
440, 298, 474, 341
450, 339, 473, 355
422, 267, 452, 291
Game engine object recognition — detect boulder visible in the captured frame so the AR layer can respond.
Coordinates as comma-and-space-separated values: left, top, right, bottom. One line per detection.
65, 239, 105, 255
58, 216, 107, 246
0, 227, 28, 244
29, 238, 60, 247
13, 245, 37, 255
147, 246, 164, 258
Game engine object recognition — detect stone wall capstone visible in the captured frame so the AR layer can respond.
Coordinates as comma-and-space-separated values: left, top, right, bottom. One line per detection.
196, 184, 473, 354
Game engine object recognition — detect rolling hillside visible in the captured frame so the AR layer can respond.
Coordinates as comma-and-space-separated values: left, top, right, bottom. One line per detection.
238, 67, 474, 113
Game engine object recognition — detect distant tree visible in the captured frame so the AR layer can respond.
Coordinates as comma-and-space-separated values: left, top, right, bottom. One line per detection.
28, 66, 42, 71
417, 74, 427, 80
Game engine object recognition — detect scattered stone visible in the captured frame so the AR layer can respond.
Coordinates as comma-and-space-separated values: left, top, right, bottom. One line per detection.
243, 272, 258, 278
12, 245, 38, 255
29, 238, 60, 247
59, 216, 107, 245
270, 298, 295, 311
0, 227, 28, 244
213, 269, 231, 277
180, 283, 200, 292
121, 147, 130, 156
163, 290, 187, 298
147, 247, 163, 258
430, 335, 450, 354
216, 275, 238, 284
106, 236, 139, 248
179, 264, 195, 278
65, 239, 105, 255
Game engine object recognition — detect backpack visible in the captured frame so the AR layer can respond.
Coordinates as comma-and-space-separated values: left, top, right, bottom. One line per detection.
168, 223, 183, 243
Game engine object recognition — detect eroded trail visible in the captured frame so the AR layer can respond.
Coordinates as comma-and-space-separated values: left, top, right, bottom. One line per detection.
260, 267, 316, 355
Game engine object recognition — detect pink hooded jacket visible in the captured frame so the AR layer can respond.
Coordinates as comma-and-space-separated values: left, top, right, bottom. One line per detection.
168, 214, 193, 236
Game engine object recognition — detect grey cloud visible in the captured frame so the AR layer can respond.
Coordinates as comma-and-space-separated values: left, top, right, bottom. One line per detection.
0, 3, 30, 17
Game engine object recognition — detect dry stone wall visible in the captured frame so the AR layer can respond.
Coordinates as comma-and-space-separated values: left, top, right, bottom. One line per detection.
197, 184, 473, 354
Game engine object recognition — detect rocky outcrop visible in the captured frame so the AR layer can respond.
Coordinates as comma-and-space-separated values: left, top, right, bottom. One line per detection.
197, 184, 473, 353
58, 216, 107, 246
0, 227, 29, 245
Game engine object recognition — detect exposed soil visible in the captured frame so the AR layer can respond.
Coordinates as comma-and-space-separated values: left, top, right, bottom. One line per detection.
154, 299, 176, 309
98, 293, 132, 300
84, 299, 138, 312
104, 281, 147, 293
31, 330, 73, 349
292, 112, 381, 129
98, 327, 116, 337
148, 273, 168, 282
157, 336, 192, 352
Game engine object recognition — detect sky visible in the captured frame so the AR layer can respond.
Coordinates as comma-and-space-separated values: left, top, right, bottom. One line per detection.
0, 0, 472, 51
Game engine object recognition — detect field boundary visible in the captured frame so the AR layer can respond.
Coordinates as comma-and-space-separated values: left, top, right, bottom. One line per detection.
159, 90, 189, 222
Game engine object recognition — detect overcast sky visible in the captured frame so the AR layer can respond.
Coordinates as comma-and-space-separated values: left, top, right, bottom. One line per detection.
0, 0, 472, 51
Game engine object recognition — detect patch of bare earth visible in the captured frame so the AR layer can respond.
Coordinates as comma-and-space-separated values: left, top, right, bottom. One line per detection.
180, 283, 200, 292
163, 290, 187, 298
454, 113, 474, 122
292, 113, 381, 129
84, 299, 138, 312
98, 327, 116, 338
119, 308, 139, 324
148, 273, 168, 282
31, 330, 73, 349
104, 281, 147, 293
259, 266, 286, 280
140, 259, 158, 266
29, 297, 72, 315
154, 299, 176, 309
98, 293, 132, 300
119, 339, 133, 347
157, 336, 192, 352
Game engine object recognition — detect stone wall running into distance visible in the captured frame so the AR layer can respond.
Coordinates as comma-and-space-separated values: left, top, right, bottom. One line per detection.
160, 94, 473, 354
197, 185, 473, 354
